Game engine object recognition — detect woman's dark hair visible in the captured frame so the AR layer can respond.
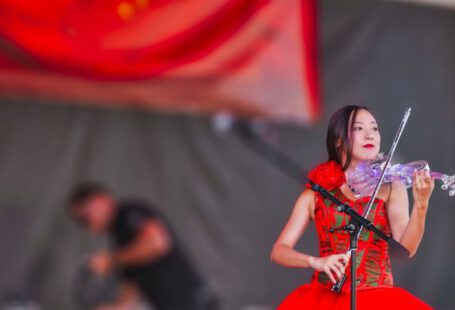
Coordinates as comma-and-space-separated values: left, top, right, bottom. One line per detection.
326, 105, 369, 170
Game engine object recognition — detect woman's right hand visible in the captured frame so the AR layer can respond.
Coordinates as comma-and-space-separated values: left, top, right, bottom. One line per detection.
309, 253, 349, 283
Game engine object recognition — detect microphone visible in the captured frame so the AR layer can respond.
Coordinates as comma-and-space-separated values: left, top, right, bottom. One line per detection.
213, 112, 307, 183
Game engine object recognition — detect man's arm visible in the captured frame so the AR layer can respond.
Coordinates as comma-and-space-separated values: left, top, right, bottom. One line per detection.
90, 219, 172, 275
114, 219, 172, 266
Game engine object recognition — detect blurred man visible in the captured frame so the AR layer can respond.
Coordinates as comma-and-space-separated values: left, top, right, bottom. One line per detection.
68, 182, 217, 310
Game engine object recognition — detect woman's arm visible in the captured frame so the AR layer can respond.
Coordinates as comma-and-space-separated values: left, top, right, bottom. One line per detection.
270, 189, 314, 268
387, 170, 434, 257
271, 189, 349, 283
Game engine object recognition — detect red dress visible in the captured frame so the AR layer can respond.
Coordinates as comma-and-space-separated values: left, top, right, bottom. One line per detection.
278, 162, 433, 310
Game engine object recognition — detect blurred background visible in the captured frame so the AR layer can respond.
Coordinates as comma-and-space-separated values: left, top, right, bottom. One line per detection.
0, 0, 454, 309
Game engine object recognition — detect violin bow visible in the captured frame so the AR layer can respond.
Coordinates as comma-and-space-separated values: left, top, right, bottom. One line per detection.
357, 107, 412, 239
334, 108, 412, 293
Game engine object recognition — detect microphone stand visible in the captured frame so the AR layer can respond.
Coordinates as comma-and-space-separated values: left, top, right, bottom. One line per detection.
309, 181, 395, 310
233, 121, 307, 183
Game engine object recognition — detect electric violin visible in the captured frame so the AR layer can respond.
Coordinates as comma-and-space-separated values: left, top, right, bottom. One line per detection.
347, 155, 455, 198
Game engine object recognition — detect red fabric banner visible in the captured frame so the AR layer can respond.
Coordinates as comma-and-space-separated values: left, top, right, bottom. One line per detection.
0, 0, 320, 124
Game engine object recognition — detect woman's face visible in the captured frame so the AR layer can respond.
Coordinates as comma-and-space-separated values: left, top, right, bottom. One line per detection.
343, 109, 381, 167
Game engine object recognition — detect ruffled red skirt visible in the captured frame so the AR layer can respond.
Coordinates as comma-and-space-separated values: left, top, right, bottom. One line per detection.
278, 283, 433, 310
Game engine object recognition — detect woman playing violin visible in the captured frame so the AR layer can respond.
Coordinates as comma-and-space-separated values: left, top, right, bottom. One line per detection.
271, 105, 434, 309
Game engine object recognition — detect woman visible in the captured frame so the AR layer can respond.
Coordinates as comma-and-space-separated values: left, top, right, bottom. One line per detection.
271, 105, 434, 309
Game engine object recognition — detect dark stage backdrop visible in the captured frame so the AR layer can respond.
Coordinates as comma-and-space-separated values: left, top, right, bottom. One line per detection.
0, 1, 454, 309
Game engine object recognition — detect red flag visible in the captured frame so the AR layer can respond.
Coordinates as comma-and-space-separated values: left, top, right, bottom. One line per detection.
0, 0, 320, 124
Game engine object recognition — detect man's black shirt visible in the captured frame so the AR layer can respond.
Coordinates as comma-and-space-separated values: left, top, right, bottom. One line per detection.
110, 200, 204, 309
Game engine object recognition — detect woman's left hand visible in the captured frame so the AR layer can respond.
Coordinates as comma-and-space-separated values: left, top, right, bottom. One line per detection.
412, 169, 434, 210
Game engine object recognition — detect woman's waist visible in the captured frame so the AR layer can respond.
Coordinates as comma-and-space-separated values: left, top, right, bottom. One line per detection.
310, 277, 394, 293
311, 270, 394, 293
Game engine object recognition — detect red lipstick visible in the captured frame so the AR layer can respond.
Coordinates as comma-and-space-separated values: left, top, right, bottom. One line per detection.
363, 144, 374, 149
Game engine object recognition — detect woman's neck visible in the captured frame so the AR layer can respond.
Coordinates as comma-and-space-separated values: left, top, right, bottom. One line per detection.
340, 159, 360, 199
344, 159, 359, 174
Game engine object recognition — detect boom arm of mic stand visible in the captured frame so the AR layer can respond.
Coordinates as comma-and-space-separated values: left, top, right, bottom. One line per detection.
310, 182, 391, 242
235, 126, 307, 183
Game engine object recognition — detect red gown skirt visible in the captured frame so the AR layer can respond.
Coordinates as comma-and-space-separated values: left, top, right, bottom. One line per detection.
278, 283, 433, 310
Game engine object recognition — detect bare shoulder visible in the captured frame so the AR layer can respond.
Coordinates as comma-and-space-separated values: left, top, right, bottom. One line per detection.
300, 187, 316, 198
298, 188, 317, 204
296, 188, 317, 219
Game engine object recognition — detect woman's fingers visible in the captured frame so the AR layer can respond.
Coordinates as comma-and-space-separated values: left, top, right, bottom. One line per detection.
414, 170, 432, 191
324, 266, 336, 283
333, 262, 346, 280
414, 170, 434, 192
412, 170, 434, 210
414, 170, 422, 189
320, 254, 352, 283
328, 256, 346, 281
424, 170, 434, 187
334, 261, 345, 272
331, 265, 343, 281
334, 253, 348, 265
